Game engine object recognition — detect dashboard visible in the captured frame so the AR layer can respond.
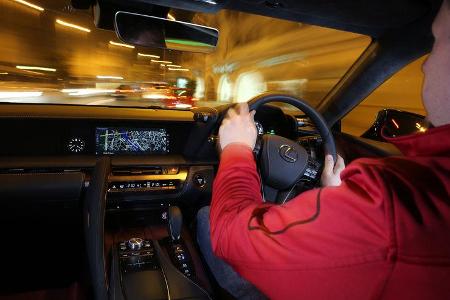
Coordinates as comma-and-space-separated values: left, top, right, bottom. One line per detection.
0, 104, 299, 157
0, 118, 195, 157
0, 104, 311, 211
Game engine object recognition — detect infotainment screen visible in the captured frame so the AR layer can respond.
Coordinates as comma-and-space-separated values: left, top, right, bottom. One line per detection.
95, 127, 169, 155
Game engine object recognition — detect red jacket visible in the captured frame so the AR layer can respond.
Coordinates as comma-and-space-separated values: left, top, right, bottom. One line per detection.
210, 124, 450, 300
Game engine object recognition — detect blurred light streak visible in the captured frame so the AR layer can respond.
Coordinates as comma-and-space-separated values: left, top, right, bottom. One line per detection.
194, 77, 205, 99
63, 88, 115, 96
13, 0, 44, 11
138, 53, 160, 58
235, 71, 266, 103
175, 103, 192, 109
168, 68, 189, 71
109, 41, 135, 49
0, 72, 8, 75
416, 122, 427, 132
16, 65, 56, 72
391, 119, 400, 129
167, 13, 176, 21
151, 60, 172, 64
218, 75, 233, 102
167, 65, 181, 68
96, 75, 124, 80
257, 53, 305, 68
0, 91, 43, 98
23, 70, 45, 75
87, 99, 115, 105
56, 19, 91, 33
142, 94, 174, 100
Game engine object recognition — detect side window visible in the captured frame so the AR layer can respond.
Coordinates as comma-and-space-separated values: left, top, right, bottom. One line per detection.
342, 56, 427, 136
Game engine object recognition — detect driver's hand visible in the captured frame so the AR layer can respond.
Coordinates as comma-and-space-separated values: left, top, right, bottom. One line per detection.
219, 103, 257, 151
321, 154, 345, 187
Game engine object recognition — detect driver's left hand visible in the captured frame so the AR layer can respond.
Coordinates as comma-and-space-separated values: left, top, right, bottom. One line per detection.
321, 154, 345, 187
219, 103, 257, 151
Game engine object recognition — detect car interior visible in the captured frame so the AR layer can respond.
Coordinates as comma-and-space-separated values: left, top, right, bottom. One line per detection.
0, 0, 442, 299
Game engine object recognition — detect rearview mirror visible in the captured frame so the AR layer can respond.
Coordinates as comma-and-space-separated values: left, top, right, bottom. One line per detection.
114, 11, 219, 53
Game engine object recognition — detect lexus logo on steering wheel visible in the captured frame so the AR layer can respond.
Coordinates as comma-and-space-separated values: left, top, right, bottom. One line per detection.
279, 145, 298, 163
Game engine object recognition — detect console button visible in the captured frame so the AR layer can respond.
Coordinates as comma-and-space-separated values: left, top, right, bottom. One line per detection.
181, 267, 192, 277
176, 253, 186, 261
194, 174, 206, 188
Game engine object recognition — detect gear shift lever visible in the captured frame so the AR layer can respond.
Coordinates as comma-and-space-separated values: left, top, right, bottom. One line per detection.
168, 206, 182, 241
166, 206, 195, 278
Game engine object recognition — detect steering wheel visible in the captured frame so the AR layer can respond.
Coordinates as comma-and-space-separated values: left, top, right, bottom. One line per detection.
247, 93, 337, 202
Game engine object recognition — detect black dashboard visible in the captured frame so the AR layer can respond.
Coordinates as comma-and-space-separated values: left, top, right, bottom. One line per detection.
0, 104, 298, 158
0, 118, 194, 157
0, 103, 305, 215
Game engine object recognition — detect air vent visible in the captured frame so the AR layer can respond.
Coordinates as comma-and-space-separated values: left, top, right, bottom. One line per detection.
0, 167, 88, 175
112, 167, 164, 176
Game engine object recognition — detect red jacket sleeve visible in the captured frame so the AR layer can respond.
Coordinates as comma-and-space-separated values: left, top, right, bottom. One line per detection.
210, 144, 391, 270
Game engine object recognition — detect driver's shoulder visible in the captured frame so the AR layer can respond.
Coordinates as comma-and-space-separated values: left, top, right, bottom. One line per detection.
343, 155, 419, 176
340, 155, 435, 199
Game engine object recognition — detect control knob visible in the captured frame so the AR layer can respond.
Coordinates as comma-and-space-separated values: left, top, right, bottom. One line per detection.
127, 237, 144, 251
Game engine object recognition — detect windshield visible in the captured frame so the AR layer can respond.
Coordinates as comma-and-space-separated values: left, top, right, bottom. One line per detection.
0, 0, 370, 110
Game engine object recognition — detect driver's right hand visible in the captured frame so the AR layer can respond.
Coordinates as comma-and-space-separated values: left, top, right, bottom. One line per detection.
219, 103, 257, 151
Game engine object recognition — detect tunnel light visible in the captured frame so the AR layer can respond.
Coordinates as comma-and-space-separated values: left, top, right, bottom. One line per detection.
13, 0, 44, 11
109, 41, 135, 49
175, 103, 192, 109
62, 88, 115, 96
56, 19, 91, 33
167, 13, 176, 21
167, 65, 181, 68
138, 53, 160, 58
0, 72, 8, 75
168, 68, 189, 71
0, 91, 43, 98
61, 89, 79, 93
96, 75, 124, 80
16, 65, 56, 72
151, 60, 172, 64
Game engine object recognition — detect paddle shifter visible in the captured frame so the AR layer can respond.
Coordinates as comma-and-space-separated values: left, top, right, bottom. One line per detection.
167, 206, 195, 278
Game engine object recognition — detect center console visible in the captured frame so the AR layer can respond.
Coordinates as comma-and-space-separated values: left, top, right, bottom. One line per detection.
108, 206, 212, 300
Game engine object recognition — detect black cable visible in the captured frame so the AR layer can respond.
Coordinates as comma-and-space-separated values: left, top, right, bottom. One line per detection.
247, 188, 322, 235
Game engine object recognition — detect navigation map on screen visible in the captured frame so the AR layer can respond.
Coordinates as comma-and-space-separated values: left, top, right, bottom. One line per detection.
95, 127, 169, 154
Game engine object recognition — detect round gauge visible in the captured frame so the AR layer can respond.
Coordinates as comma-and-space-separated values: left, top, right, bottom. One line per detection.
68, 138, 86, 153
255, 121, 264, 135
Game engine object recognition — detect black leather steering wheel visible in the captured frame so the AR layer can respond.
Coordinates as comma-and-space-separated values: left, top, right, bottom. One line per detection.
247, 93, 337, 201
